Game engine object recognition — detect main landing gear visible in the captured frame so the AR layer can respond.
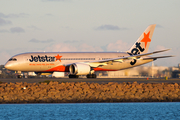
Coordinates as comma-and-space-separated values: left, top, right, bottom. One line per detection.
69, 75, 79, 78
86, 74, 97, 78
68, 74, 97, 78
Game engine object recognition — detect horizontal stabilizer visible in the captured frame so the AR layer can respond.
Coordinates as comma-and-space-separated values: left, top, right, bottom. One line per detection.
143, 55, 174, 60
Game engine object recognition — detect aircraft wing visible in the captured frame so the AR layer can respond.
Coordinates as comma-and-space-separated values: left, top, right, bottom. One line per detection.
87, 49, 172, 67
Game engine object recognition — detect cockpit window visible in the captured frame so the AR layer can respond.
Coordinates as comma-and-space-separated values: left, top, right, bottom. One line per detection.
8, 58, 17, 61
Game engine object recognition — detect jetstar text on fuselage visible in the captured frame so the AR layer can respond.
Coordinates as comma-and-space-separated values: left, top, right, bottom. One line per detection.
29, 55, 55, 62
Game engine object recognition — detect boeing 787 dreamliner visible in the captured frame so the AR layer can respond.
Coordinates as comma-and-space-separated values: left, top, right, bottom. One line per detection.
5, 24, 172, 78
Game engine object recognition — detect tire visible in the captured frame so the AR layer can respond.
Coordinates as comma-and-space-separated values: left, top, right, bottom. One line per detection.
86, 74, 91, 78
86, 74, 96, 78
69, 75, 79, 78
92, 74, 97, 78
17, 75, 22, 79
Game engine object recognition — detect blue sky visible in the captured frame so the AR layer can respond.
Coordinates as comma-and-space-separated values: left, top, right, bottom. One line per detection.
0, 0, 179, 66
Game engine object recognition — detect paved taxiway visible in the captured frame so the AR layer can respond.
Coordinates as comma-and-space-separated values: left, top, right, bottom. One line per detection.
0, 78, 180, 83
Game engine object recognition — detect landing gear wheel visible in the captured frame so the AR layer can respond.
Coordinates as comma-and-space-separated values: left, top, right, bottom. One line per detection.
86, 74, 96, 78
17, 75, 22, 79
92, 74, 97, 78
69, 75, 79, 78
86, 74, 92, 78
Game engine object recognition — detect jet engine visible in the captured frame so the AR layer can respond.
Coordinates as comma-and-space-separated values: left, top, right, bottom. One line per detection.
69, 63, 91, 75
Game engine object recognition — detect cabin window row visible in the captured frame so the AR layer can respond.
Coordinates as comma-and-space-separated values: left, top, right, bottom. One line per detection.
102, 58, 111, 60
61, 58, 113, 60
61, 58, 95, 60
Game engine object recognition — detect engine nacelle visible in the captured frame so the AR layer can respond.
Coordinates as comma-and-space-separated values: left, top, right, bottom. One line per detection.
69, 63, 91, 75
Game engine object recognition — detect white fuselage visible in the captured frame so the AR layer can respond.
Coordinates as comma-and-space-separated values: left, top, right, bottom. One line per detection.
4, 52, 153, 73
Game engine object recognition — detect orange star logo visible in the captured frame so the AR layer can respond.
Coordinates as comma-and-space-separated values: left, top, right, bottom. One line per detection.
141, 31, 151, 48
55, 54, 62, 62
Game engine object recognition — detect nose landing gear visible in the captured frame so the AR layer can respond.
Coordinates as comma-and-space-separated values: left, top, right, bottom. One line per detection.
17, 75, 22, 78
16, 71, 22, 79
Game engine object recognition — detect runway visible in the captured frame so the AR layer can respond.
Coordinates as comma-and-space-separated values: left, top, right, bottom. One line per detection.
0, 78, 180, 83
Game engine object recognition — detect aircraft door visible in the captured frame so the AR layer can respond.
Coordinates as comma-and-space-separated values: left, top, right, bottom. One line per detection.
96, 56, 101, 60
23, 56, 29, 62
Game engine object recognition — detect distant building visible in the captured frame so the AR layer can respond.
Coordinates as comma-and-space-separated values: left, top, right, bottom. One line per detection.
106, 68, 140, 78
28, 72, 36, 76
52, 72, 65, 78
97, 65, 170, 78
170, 67, 179, 71
172, 70, 180, 78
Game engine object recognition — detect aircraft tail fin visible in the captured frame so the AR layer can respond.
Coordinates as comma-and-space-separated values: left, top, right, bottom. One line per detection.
127, 24, 156, 55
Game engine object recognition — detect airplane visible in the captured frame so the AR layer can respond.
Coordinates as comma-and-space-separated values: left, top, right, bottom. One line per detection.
4, 24, 173, 78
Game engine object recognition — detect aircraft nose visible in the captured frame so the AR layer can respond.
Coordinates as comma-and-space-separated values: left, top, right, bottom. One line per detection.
4, 62, 12, 70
